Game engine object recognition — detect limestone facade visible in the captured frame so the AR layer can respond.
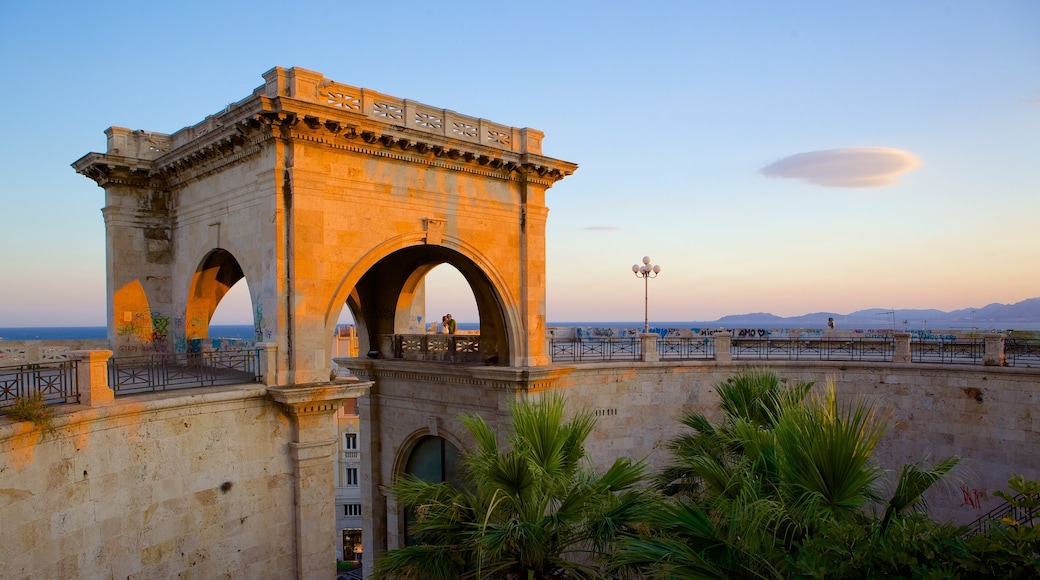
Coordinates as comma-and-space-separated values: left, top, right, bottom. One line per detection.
533, 360, 1040, 526
0, 386, 295, 579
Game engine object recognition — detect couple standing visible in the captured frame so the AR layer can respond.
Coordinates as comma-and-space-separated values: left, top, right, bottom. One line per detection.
441, 314, 456, 334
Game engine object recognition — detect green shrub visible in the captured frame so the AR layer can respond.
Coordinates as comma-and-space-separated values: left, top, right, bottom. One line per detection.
2, 392, 57, 439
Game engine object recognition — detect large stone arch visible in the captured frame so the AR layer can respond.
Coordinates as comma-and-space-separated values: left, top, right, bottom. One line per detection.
334, 242, 520, 366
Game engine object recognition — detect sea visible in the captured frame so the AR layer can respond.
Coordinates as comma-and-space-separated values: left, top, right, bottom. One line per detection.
2, 320, 1037, 341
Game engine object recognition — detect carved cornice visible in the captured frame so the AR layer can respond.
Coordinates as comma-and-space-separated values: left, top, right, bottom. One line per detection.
267, 382, 372, 416
74, 68, 578, 193
267, 105, 574, 187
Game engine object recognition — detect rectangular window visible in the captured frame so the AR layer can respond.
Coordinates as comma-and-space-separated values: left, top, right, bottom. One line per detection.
343, 503, 361, 517
345, 467, 358, 486
344, 433, 358, 450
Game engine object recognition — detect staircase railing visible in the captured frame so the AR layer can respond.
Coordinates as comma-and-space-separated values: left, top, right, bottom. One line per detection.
961, 492, 1039, 538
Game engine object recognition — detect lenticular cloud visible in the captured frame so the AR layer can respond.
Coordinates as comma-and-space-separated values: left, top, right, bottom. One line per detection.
760, 147, 921, 188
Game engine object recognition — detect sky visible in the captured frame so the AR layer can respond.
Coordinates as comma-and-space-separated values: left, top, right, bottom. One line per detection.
0, 1, 1037, 327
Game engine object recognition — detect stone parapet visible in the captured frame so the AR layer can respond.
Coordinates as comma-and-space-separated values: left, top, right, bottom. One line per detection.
65, 349, 114, 406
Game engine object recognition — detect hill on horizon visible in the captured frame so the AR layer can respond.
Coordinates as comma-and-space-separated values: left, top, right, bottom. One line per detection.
713, 297, 1040, 330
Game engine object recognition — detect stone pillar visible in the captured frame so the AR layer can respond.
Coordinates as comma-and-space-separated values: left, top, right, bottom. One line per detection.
893, 332, 912, 363
640, 334, 659, 362
359, 390, 385, 578
983, 333, 1005, 366
714, 334, 732, 362
258, 342, 279, 386
66, 350, 114, 406
268, 382, 371, 580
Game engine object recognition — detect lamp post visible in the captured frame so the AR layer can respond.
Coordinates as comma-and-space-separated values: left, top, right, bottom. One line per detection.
632, 256, 661, 334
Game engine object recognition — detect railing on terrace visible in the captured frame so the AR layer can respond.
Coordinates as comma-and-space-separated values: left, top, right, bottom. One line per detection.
1004, 339, 1040, 367
658, 337, 715, 360
912, 338, 984, 364
730, 338, 894, 361
361, 332, 1033, 368
550, 338, 641, 362
0, 361, 79, 407
108, 349, 260, 396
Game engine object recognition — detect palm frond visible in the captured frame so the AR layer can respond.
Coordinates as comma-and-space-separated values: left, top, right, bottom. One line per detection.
879, 455, 961, 532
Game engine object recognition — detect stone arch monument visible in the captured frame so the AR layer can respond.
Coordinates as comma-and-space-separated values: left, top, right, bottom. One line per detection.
74, 66, 575, 381
74, 66, 577, 569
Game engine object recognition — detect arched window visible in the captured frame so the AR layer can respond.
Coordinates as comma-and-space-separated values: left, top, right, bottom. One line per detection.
402, 436, 461, 544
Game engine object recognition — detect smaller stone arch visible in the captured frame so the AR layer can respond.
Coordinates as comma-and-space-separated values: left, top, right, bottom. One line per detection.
184, 248, 247, 344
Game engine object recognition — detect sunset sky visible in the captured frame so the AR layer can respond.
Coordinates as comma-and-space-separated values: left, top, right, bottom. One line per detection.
1, 1, 1037, 327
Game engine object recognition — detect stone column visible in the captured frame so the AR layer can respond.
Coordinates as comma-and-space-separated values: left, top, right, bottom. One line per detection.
66, 350, 114, 406
640, 334, 659, 362
714, 334, 732, 362
983, 333, 1005, 366
268, 382, 371, 580
359, 389, 385, 579
893, 332, 912, 363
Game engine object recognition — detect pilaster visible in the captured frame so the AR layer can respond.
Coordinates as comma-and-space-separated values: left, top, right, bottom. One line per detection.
893, 332, 912, 363
267, 382, 371, 579
983, 333, 1005, 366
66, 350, 114, 406
640, 334, 659, 362
714, 334, 732, 362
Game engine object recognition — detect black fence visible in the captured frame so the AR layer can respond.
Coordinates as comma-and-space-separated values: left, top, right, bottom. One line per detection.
1004, 339, 1040, 367
658, 337, 715, 360
730, 338, 894, 361
108, 350, 261, 396
550, 338, 641, 362
911, 339, 984, 364
548, 336, 1019, 365
0, 361, 79, 407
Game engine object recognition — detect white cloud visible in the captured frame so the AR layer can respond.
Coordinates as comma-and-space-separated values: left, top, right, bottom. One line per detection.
760, 147, 921, 188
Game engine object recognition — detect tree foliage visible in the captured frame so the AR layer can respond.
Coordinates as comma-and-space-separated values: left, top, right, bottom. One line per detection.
374, 394, 655, 580
620, 368, 963, 579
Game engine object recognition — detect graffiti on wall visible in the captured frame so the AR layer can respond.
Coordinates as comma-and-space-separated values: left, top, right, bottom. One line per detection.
960, 484, 987, 510
254, 302, 271, 341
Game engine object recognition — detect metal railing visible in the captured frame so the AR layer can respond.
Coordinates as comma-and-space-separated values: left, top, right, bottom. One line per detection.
911, 339, 984, 364
108, 349, 261, 396
550, 338, 640, 362
368, 333, 1028, 368
731, 338, 894, 361
1004, 339, 1040, 367
962, 492, 1039, 538
0, 361, 79, 407
658, 337, 715, 360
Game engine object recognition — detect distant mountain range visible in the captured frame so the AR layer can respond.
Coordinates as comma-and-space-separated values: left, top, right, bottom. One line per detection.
711, 297, 1040, 330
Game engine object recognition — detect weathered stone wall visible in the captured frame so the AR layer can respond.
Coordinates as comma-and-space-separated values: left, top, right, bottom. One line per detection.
0, 386, 298, 579
537, 361, 1040, 525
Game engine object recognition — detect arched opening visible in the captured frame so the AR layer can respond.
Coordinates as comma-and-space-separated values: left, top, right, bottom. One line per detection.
185, 249, 245, 348
350, 245, 512, 365
402, 435, 462, 544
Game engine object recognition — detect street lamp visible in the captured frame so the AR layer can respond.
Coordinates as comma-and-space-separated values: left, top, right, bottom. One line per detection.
632, 256, 661, 334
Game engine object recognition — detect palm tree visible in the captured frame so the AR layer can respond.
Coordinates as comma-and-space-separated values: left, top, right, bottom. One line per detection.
374, 394, 655, 580
618, 368, 960, 579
